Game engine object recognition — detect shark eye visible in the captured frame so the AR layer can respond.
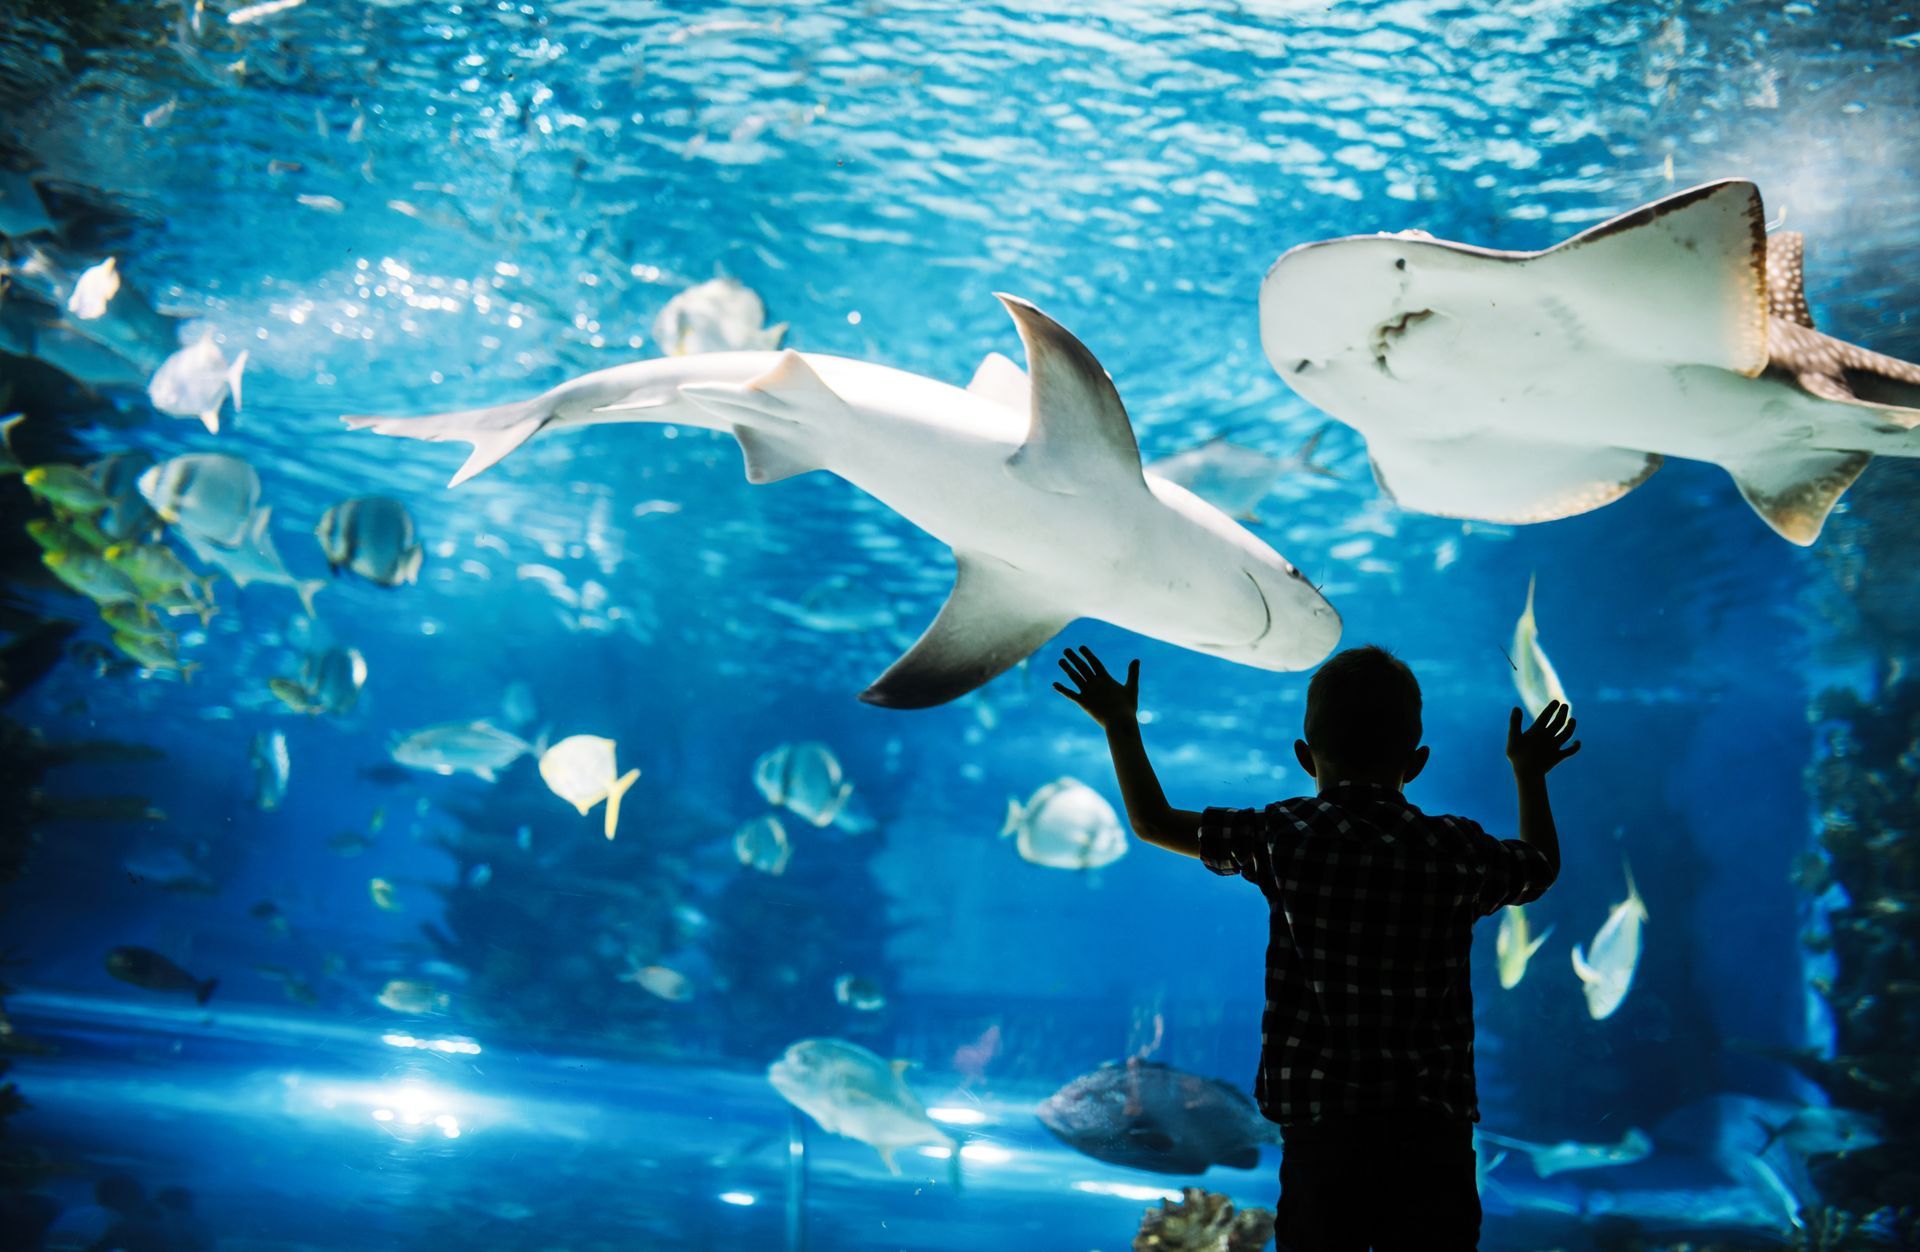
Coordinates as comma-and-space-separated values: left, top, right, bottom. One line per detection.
1394, 258, 1407, 270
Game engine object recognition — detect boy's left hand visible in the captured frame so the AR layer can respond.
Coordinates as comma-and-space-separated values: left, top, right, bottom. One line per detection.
1054, 646, 1139, 730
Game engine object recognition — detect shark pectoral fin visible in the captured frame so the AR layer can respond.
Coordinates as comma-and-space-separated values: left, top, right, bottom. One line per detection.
730, 426, 820, 483
859, 552, 1071, 709
1537, 179, 1769, 375
1366, 432, 1662, 524
994, 294, 1147, 494
965, 351, 1030, 411
1766, 232, 1815, 329
1722, 446, 1870, 545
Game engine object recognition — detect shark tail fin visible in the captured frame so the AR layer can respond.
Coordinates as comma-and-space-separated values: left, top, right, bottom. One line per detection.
344, 394, 553, 487
603, 768, 639, 840
1752, 1115, 1785, 1155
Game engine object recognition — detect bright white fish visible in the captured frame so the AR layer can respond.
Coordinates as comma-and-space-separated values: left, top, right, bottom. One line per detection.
179, 507, 324, 616
733, 814, 791, 875
227, 0, 306, 24
538, 735, 640, 839
66, 257, 120, 321
1145, 427, 1338, 521
1572, 862, 1648, 1020
753, 741, 854, 827
1511, 575, 1568, 720
1003, 777, 1127, 871
767, 1038, 953, 1173
251, 729, 290, 811
651, 277, 787, 356
1259, 179, 1920, 546
392, 720, 536, 782
346, 295, 1340, 707
1495, 903, 1552, 990
1476, 1127, 1653, 1178
137, 453, 261, 547
621, 962, 692, 1002
148, 331, 247, 434
315, 496, 424, 587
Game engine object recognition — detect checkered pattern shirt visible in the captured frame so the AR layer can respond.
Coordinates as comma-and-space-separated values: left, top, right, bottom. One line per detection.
1199, 782, 1552, 1127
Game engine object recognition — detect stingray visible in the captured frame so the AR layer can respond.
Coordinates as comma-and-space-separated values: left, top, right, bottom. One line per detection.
1258, 179, 1920, 544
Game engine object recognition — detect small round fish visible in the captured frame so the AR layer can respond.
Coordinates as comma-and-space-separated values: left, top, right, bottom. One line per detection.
148, 331, 246, 433
834, 974, 886, 1013
734, 814, 791, 875
315, 495, 424, 587
1002, 777, 1128, 870
651, 277, 787, 356
622, 963, 693, 1002
538, 734, 640, 839
67, 256, 119, 320
137, 453, 261, 547
753, 741, 854, 828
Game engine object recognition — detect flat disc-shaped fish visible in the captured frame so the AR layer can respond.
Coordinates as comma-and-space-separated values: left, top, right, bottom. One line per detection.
1003, 777, 1127, 870
137, 453, 261, 547
538, 734, 640, 839
1037, 1059, 1273, 1175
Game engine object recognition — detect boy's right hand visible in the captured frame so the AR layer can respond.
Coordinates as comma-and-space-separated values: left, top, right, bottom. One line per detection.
1054, 646, 1139, 731
1508, 702, 1580, 777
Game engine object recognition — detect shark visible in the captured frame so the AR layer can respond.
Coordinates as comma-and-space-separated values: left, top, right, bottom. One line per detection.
347, 294, 1341, 707
1258, 178, 1920, 545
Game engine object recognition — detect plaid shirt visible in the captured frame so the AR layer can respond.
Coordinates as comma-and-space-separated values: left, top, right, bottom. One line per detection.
1199, 782, 1552, 1127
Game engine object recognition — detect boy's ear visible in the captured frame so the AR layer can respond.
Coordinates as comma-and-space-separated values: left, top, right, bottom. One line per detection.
1403, 745, 1430, 785
1293, 739, 1316, 778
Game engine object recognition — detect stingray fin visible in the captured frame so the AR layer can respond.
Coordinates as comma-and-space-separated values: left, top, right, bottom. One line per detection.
859, 551, 1071, 709
1537, 179, 1769, 376
1722, 446, 1870, 545
966, 351, 1030, 411
1766, 232, 1814, 329
1367, 432, 1662, 525
995, 294, 1146, 494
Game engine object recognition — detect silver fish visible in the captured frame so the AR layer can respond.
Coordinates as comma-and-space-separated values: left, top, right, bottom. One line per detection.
315, 496, 424, 587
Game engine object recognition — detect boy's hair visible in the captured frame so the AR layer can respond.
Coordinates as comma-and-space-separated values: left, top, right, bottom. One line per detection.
1304, 645, 1423, 771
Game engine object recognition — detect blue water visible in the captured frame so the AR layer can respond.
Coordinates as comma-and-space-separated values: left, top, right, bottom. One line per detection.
2, 0, 1917, 1248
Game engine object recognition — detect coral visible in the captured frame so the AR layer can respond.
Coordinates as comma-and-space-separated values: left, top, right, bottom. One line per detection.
1133, 1188, 1274, 1252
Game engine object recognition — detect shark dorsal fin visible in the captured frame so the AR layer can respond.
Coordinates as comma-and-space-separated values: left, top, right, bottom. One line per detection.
1540, 179, 1770, 378
995, 294, 1146, 495
966, 351, 1029, 411
1766, 232, 1814, 329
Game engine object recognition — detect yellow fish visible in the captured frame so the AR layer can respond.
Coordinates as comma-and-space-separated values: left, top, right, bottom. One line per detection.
1495, 904, 1553, 990
1511, 574, 1570, 720
538, 735, 640, 839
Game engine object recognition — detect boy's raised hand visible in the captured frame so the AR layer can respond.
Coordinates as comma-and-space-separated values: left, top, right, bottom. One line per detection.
1054, 646, 1139, 730
1508, 701, 1580, 777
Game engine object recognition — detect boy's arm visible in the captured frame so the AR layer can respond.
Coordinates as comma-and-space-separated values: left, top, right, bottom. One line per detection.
1054, 647, 1204, 859
1506, 701, 1579, 885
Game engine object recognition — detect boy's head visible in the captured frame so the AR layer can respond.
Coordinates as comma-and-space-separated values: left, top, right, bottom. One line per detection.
1296, 644, 1429, 790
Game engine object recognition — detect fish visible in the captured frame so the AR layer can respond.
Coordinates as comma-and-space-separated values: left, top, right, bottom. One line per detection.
148, 331, 247, 433
326, 828, 373, 856
315, 496, 424, 586
66, 257, 119, 320
254, 963, 317, 1005
272, 646, 367, 715
1003, 777, 1128, 870
137, 453, 262, 547
101, 602, 173, 640
753, 741, 853, 827
834, 974, 886, 1012
1494, 903, 1553, 990
1257, 179, 1920, 546
179, 507, 324, 616
767, 1038, 953, 1173
1144, 426, 1339, 521
391, 720, 536, 781
86, 450, 162, 542
734, 814, 792, 875
228, 0, 306, 24
1037, 1058, 1275, 1175
369, 878, 402, 911
105, 946, 217, 1004
1511, 575, 1568, 720
143, 98, 176, 128
249, 899, 290, 936
122, 848, 217, 895
42, 549, 141, 604
102, 541, 213, 604
1475, 1127, 1653, 1177
1752, 1105, 1883, 1157
538, 735, 640, 839
651, 277, 787, 355
26, 516, 109, 555
1572, 861, 1648, 1020
346, 294, 1341, 708
251, 729, 289, 811
109, 628, 197, 678
621, 962, 693, 1001
378, 978, 446, 1013
23, 464, 115, 513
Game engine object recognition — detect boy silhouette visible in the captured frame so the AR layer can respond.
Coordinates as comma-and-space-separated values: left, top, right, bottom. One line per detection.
1055, 643, 1578, 1252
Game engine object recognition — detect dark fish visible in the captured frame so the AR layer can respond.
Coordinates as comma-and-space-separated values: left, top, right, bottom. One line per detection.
1037, 1059, 1275, 1175
104, 946, 217, 1004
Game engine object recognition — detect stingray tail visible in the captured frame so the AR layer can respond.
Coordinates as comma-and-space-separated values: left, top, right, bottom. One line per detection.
344, 393, 554, 487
